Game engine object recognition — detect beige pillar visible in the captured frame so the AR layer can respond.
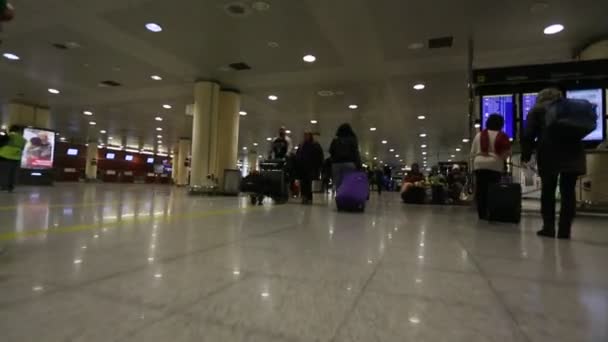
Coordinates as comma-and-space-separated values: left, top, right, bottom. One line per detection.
191, 81, 220, 187
214, 90, 241, 186
3, 102, 50, 128
171, 146, 179, 183
85, 143, 98, 180
176, 138, 190, 186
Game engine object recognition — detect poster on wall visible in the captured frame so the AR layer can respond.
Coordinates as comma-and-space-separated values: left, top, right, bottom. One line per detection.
20, 127, 55, 169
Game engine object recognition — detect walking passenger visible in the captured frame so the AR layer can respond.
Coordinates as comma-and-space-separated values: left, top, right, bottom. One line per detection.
329, 123, 361, 190
295, 131, 324, 205
0, 125, 26, 193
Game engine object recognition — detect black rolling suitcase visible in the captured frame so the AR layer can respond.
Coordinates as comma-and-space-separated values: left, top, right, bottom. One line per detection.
487, 181, 522, 223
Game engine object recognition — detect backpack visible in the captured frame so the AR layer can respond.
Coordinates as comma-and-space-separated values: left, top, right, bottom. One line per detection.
546, 98, 597, 141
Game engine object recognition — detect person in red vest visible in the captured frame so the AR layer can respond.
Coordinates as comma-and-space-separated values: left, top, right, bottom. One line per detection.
470, 114, 512, 219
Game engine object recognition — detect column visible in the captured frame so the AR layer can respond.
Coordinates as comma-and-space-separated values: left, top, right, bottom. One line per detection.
176, 138, 190, 186
85, 143, 98, 180
171, 146, 179, 184
214, 90, 241, 186
191, 81, 220, 187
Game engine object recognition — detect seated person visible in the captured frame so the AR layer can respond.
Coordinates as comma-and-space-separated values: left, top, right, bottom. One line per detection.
428, 166, 447, 204
447, 165, 467, 202
401, 163, 426, 203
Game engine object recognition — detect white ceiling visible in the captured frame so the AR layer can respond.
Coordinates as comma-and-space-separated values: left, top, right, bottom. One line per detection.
1, 0, 607, 166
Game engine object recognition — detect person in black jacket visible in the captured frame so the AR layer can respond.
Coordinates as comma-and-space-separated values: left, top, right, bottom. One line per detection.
296, 132, 324, 205
329, 123, 361, 190
521, 88, 585, 240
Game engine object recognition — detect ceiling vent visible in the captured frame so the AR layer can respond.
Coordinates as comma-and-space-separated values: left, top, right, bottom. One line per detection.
98, 80, 122, 87
428, 36, 454, 49
229, 62, 252, 71
224, 2, 252, 17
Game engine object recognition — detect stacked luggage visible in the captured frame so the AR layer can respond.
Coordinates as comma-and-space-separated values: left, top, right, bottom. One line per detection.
241, 160, 289, 205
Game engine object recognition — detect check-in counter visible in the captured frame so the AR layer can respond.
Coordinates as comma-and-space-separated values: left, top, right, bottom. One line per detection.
102, 170, 118, 182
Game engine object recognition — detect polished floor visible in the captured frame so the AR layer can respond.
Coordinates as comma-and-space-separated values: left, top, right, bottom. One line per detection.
0, 184, 607, 342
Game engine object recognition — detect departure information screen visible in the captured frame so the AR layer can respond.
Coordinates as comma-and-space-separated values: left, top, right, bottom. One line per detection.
566, 89, 605, 141
522, 93, 538, 122
481, 94, 515, 139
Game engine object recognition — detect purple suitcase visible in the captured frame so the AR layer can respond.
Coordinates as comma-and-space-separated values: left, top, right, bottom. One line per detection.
336, 171, 369, 212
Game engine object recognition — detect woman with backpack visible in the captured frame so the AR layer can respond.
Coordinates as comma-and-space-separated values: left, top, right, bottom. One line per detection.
470, 114, 512, 220
522, 88, 589, 239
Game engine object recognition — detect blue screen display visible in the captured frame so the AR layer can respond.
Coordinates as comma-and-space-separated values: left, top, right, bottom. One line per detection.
481, 95, 515, 139
522, 93, 538, 123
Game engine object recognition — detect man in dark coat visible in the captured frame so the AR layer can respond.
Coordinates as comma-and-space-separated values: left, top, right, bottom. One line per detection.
296, 132, 324, 205
521, 88, 586, 240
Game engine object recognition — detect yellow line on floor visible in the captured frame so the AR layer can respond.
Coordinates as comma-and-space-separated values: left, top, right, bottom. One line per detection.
0, 206, 265, 242
0, 199, 151, 211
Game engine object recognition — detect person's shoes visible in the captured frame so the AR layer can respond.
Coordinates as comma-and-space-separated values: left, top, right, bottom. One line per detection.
557, 233, 571, 240
536, 229, 556, 238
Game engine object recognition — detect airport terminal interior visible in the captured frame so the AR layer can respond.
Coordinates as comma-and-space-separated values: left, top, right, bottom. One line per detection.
1, 1, 608, 341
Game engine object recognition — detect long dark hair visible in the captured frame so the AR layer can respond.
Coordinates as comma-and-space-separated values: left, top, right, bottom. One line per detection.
335, 123, 356, 139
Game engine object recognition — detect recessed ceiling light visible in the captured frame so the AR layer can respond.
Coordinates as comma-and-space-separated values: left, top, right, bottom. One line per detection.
155, 116, 163, 121
60, 137, 66, 142
108, 137, 113, 140
162, 104, 172, 109
422, 151, 427, 155
413, 83, 425, 90
451, 154, 456, 158
253, 143, 258, 146
421, 144, 427, 148
417, 115, 426, 120
303, 54, 317, 63
239, 111, 247, 116
544, 24, 564, 35
389, 148, 395, 152
395, 154, 400, 158
156, 127, 163, 131
369, 127, 377, 131
310, 119, 318, 124
89, 121, 96, 126
268, 95, 278, 101
151, 75, 162, 81
266, 137, 272, 141
408, 42, 425, 50
242, 147, 248, 150
157, 140, 163, 144
419, 133, 427, 138
349, 104, 358, 109
474, 123, 481, 129
145, 23, 163, 32
2, 53, 20, 61
157, 135, 162, 139
48, 88, 60, 94
462, 138, 470, 143
285, 130, 291, 134
456, 148, 461, 152
267, 41, 279, 48
100, 130, 107, 134
83, 111, 93, 116
373, 157, 377, 160
381, 140, 388, 144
